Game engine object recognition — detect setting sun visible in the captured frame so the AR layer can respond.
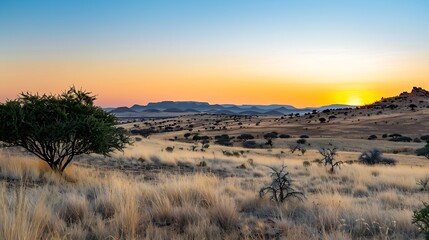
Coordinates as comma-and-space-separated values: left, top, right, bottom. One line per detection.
346, 95, 364, 106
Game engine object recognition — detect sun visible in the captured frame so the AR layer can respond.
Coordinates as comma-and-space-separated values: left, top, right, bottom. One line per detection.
346, 95, 364, 106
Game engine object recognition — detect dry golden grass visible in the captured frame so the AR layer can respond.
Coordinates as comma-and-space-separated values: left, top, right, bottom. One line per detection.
1, 136, 428, 240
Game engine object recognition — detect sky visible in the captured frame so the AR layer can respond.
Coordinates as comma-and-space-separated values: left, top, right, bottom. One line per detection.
1, 1, 429, 107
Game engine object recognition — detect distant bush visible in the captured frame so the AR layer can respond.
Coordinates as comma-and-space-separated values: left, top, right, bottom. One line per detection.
368, 135, 377, 140
409, 104, 418, 110
296, 139, 306, 144
416, 144, 429, 159
263, 132, 278, 147
214, 134, 232, 146
299, 135, 309, 138
243, 140, 257, 148
184, 133, 191, 139
421, 135, 429, 141
263, 132, 278, 139
303, 161, 311, 168
389, 136, 412, 142
131, 128, 155, 137
279, 134, 290, 138
414, 138, 422, 143
358, 149, 396, 165
237, 133, 254, 141
192, 135, 201, 141
389, 133, 402, 138
165, 146, 175, 152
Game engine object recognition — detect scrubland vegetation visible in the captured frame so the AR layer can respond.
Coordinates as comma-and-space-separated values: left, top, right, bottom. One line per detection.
1, 88, 429, 239
1, 137, 428, 239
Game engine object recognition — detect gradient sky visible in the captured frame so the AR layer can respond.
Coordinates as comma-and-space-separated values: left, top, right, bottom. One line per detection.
1, 1, 429, 107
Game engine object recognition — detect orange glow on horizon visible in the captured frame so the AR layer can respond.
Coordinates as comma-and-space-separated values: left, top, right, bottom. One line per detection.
0, 56, 427, 108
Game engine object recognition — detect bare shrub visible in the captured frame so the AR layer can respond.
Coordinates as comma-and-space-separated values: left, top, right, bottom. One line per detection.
259, 165, 304, 203
318, 147, 343, 173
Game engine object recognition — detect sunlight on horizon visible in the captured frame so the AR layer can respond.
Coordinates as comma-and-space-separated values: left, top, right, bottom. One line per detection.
346, 95, 364, 106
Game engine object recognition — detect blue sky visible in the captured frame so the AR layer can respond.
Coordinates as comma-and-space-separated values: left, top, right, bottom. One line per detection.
2, 1, 428, 57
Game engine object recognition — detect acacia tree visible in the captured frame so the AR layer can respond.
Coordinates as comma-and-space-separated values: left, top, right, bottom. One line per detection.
0, 87, 130, 172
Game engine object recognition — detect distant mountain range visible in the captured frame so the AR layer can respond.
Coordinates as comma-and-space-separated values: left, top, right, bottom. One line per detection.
106, 87, 429, 118
106, 101, 355, 117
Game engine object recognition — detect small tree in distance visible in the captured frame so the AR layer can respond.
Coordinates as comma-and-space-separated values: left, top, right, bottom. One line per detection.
263, 132, 278, 147
319, 147, 342, 173
0, 87, 131, 173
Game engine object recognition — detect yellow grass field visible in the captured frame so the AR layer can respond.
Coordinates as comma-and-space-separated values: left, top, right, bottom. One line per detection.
1, 124, 428, 240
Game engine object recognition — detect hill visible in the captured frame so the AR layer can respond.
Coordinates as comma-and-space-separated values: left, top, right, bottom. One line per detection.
109, 107, 136, 113
364, 87, 429, 110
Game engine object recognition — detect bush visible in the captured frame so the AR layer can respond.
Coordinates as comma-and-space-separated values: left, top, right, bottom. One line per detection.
263, 132, 278, 147
243, 140, 257, 148
412, 202, 429, 239
389, 133, 402, 138
263, 132, 278, 139
0, 87, 130, 172
367, 135, 377, 140
259, 164, 304, 203
130, 128, 155, 137
421, 135, 429, 141
184, 133, 191, 139
214, 134, 232, 146
279, 134, 290, 138
416, 146, 429, 159
302, 161, 311, 168
389, 136, 412, 142
165, 146, 175, 152
299, 135, 309, 139
237, 134, 254, 141
358, 149, 396, 165
296, 139, 306, 144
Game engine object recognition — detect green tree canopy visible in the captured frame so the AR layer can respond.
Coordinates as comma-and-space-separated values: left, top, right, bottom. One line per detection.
0, 87, 130, 172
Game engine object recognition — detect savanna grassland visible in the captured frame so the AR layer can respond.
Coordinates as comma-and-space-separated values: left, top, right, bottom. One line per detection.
1, 90, 429, 240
